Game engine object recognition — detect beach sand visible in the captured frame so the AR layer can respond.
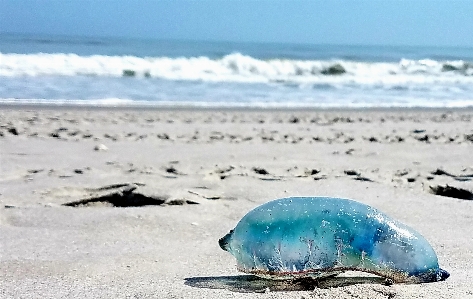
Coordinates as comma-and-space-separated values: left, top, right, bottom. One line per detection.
1, 106, 472, 298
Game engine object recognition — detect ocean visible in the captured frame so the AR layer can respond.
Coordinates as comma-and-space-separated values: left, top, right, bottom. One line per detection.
1, 33, 473, 108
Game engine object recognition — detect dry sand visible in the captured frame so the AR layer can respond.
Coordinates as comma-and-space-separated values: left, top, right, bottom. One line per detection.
1, 106, 472, 298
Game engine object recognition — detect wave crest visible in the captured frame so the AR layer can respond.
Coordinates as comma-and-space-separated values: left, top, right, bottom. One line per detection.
1, 52, 472, 84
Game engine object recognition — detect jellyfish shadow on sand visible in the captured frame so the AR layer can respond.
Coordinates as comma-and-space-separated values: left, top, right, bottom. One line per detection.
184, 274, 389, 293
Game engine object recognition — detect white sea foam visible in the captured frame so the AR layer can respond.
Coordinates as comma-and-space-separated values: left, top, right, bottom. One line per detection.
1, 52, 472, 87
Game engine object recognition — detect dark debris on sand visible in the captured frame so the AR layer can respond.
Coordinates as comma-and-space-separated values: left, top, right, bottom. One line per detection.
62, 183, 193, 207
429, 185, 473, 200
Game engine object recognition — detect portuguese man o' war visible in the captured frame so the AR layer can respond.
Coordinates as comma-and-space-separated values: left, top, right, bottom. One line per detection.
219, 197, 449, 283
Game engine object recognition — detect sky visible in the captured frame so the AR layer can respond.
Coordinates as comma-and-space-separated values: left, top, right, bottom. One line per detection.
1, 0, 472, 47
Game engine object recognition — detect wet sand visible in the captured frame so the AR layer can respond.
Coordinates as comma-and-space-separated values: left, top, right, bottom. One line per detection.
1, 106, 472, 298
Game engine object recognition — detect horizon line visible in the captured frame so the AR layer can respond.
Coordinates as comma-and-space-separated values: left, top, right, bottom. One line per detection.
1, 31, 472, 50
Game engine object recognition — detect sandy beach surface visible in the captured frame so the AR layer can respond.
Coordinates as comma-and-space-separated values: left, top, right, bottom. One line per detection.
1, 106, 472, 298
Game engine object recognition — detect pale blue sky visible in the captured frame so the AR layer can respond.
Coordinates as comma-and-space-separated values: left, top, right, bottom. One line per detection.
1, 0, 472, 47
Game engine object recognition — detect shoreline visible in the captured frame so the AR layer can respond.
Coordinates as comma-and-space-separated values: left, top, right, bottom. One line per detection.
2, 102, 473, 113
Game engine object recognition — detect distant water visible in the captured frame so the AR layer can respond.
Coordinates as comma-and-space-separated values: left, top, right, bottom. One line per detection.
1, 33, 473, 108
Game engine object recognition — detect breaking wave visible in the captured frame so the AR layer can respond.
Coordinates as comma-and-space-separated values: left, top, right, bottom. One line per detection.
1, 52, 472, 86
